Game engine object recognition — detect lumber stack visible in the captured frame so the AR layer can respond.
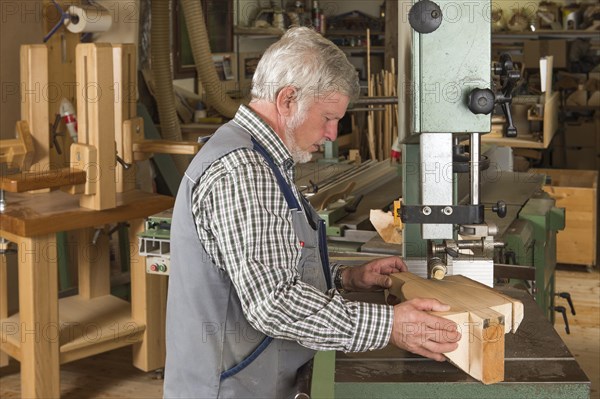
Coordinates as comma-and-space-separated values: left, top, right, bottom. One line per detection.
389, 272, 524, 384
365, 57, 398, 160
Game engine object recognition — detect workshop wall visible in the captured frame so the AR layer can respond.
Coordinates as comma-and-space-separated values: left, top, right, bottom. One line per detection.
0, 0, 43, 140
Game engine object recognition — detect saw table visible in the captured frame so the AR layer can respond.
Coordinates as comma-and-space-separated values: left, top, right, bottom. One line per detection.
310, 285, 590, 398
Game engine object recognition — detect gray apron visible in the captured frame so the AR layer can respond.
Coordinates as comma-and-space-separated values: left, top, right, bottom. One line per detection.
164, 121, 332, 398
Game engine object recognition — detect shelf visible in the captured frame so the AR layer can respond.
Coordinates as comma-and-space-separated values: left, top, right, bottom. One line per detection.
234, 26, 284, 37
326, 30, 384, 36
483, 91, 560, 150
1, 189, 174, 238
0, 294, 145, 365
492, 30, 600, 41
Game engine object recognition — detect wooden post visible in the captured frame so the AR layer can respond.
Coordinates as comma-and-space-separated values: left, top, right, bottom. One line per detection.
113, 44, 138, 193
43, 0, 81, 168
366, 29, 376, 161
75, 43, 116, 210
77, 227, 110, 300
20, 45, 50, 173
18, 234, 60, 398
129, 219, 167, 371
0, 251, 8, 367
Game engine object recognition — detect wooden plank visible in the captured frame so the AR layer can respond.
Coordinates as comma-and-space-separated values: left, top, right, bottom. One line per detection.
542, 91, 560, 148
389, 272, 523, 384
1, 190, 174, 238
0, 121, 35, 171
57, 295, 145, 363
43, 0, 81, 168
132, 140, 201, 156
533, 168, 598, 266
0, 252, 8, 367
113, 44, 138, 194
18, 234, 60, 398
75, 43, 116, 210
0, 168, 86, 192
130, 219, 167, 371
76, 228, 110, 300
20, 45, 50, 172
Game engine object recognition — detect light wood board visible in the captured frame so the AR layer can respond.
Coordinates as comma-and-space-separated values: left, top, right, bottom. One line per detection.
389, 272, 523, 384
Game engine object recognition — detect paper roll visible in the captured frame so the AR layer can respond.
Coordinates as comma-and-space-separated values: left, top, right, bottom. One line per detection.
66, 5, 113, 34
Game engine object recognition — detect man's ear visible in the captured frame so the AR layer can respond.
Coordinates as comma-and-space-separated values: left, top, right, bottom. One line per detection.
276, 86, 297, 117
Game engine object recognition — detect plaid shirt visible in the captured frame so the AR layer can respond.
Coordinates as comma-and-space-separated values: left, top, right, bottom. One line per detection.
191, 105, 393, 352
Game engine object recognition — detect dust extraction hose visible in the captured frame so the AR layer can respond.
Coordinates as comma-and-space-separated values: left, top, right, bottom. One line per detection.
180, 0, 240, 118
151, 0, 188, 175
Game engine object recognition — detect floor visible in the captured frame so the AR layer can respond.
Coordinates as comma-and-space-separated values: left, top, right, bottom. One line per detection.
555, 266, 600, 399
1, 268, 599, 398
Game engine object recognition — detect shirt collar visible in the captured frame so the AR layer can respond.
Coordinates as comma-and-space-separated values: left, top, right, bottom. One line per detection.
234, 104, 294, 170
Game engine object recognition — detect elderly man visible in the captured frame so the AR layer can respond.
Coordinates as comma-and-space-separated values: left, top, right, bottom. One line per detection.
164, 27, 460, 398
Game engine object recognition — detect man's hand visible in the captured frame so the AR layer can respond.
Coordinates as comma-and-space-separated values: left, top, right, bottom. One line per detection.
389, 298, 460, 362
342, 256, 407, 292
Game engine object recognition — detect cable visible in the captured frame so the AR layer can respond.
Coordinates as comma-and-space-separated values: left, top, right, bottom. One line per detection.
43, 0, 70, 43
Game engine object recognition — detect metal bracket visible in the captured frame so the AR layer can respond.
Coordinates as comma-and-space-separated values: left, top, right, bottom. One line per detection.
400, 204, 484, 224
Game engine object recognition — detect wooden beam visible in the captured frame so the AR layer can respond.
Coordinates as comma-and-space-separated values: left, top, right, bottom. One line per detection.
133, 140, 202, 157
113, 44, 138, 193
384, 0, 398, 73
20, 45, 50, 171
17, 234, 60, 398
75, 43, 116, 210
0, 251, 8, 367
0, 121, 34, 171
389, 272, 523, 384
77, 227, 110, 300
130, 218, 167, 371
0, 168, 86, 193
43, 0, 81, 168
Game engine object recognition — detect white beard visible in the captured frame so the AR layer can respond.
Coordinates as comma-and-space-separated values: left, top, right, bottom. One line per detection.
284, 112, 313, 164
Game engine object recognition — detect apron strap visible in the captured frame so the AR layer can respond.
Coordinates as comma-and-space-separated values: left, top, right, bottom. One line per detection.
252, 138, 332, 291
252, 137, 301, 210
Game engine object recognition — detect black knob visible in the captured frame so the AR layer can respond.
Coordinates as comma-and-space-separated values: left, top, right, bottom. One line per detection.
409, 0, 443, 34
492, 200, 507, 218
468, 88, 495, 115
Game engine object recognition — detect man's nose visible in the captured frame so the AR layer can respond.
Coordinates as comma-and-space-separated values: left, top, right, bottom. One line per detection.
324, 123, 338, 141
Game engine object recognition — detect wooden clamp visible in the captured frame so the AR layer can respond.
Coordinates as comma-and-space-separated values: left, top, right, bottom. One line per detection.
122, 117, 202, 163
1, 168, 86, 193
74, 43, 116, 210
389, 272, 523, 384
0, 121, 34, 171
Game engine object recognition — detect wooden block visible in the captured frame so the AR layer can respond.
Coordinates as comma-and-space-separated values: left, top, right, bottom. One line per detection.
123, 117, 145, 164
77, 227, 110, 300
0, 121, 34, 171
389, 272, 523, 384
20, 45, 50, 171
132, 140, 201, 157
0, 168, 86, 193
0, 253, 8, 367
75, 43, 116, 210
533, 169, 598, 266
113, 44, 138, 193
18, 234, 60, 398
70, 143, 97, 195
129, 219, 167, 371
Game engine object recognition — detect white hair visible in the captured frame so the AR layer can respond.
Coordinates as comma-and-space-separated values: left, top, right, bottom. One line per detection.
250, 27, 360, 110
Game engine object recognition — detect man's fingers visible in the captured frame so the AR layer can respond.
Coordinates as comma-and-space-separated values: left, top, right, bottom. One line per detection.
378, 276, 392, 288
412, 347, 447, 362
423, 339, 459, 354
412, 297, 451, 313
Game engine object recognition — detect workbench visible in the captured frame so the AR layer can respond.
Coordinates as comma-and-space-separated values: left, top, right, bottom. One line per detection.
0, 189, 174, 398
311, 286, 590, 398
